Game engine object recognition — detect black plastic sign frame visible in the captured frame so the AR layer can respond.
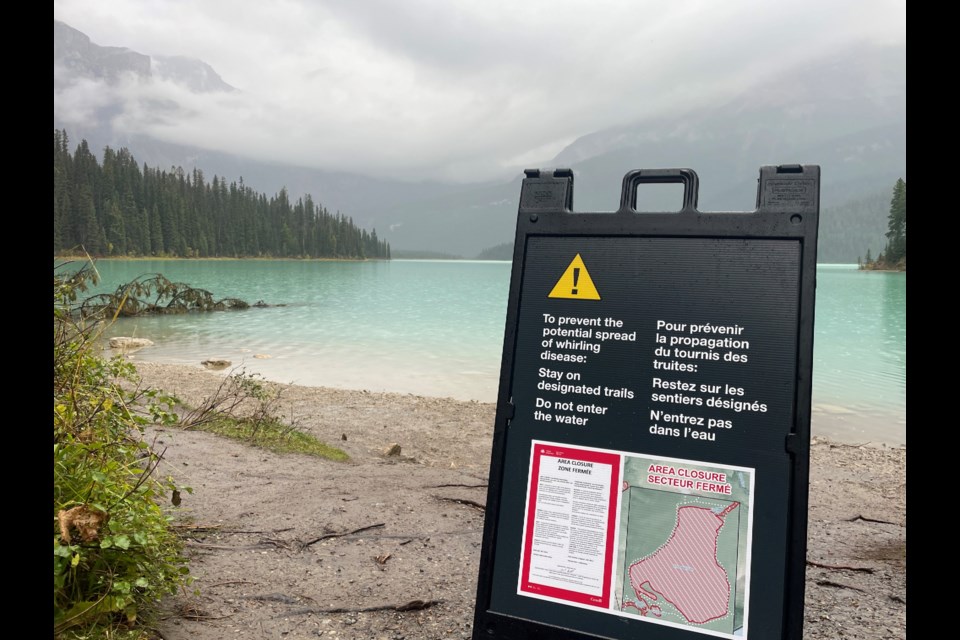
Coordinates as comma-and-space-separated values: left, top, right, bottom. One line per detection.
473, 166, 819, 640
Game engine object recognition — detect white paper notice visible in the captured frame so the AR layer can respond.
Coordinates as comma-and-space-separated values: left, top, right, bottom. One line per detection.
528, 455, 613, 596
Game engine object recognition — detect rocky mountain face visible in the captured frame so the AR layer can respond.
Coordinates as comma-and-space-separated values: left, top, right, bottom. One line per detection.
54, 20, 152, 82
54, 20, 905, 260
55, 20, 234, 91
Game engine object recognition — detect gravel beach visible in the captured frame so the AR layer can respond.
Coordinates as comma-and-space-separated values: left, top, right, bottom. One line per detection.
133, 362, 906, 640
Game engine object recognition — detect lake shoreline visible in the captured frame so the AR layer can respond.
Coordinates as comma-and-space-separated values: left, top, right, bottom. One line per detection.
126, 356, 906, 446
72, 258, 904, 447
130, 360, 906, 452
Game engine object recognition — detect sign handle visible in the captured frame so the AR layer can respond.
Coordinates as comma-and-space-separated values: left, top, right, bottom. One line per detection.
617, 168, 700, 213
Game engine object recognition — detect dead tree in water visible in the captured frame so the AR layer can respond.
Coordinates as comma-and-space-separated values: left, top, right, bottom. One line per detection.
78, 273, 250, 318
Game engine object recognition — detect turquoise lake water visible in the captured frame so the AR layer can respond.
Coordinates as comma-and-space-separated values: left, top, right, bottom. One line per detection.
59, 259, 906, 445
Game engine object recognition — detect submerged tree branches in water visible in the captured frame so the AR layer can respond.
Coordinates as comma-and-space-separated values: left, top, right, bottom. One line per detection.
85, 274, 252, 317
57, 266, 257, 318
82, 273, 251, 317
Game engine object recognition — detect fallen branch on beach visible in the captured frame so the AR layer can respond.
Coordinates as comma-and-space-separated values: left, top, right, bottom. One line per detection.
847, 514, 899, 526
815, 580, 867, 593
207, 580, 258, 588
434, 496, 486, 511
278, 599, 442, 618
179, 526, 294, 535
806, 560, 875, 574
299, 523, 386, 549
162, 601, 237, 622
186, 541, 257, 551
427, 483, 488, 489
172, 524, 223, 533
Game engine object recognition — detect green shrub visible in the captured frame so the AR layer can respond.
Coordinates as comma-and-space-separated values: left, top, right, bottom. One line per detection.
178, 368, 349, 461
54, 265, 191, 637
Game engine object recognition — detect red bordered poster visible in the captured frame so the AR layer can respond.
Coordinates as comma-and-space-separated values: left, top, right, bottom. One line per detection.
518, 441, 621, 608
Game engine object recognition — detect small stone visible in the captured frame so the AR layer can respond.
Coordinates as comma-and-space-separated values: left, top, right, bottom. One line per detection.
201, 359, 232, 370
383, 443, 402, 457
254, 353, 272, 359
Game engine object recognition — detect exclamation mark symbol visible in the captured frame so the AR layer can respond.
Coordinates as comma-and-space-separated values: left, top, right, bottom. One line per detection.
572, 267, 580, 296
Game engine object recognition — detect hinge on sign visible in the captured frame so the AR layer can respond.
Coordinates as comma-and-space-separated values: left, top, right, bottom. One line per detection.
785, 433, 798, 454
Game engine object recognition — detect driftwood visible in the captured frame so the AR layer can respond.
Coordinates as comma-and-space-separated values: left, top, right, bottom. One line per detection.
815, 580, 867, 593
434, 496, 486, 511
806, 560, 875, 574
279, 599, 442, 618
427, 483, 488, 489
300, 523, 386, 549
847, 514, 900, 526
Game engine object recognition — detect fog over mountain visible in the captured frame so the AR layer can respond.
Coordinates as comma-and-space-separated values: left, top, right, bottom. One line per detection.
54, 18, 904, 261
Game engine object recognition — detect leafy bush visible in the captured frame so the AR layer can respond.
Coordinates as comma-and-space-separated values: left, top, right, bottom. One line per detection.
54, 265, 191, 637
178, 368, 349, 460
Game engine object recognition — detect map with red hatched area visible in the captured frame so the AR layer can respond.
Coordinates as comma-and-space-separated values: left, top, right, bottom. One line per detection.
626, 503, 738, 624
615, 459, 752, 638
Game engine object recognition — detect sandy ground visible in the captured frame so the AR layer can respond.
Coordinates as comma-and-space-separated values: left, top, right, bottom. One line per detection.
133, 363, 906, 640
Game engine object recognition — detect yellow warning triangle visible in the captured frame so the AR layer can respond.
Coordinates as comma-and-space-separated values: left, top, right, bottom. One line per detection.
548, 254, 601, 300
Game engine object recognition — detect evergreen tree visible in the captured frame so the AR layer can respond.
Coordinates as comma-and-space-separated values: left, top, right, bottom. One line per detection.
54, 130, 72, 251
150, 204, 164, 255
53, 129, 391, 260
884, 178, 906, 264
104, 198, 127, 255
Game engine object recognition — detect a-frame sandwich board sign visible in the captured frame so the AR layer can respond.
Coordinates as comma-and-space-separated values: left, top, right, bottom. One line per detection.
473, 165, 820, 640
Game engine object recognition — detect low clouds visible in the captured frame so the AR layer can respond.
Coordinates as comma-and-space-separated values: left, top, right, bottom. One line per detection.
53, 0, 906, 182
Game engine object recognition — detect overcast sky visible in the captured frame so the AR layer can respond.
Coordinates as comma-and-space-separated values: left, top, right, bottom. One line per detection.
53, 0, 906, 182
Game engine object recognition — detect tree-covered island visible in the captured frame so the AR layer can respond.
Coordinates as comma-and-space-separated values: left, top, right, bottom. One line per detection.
859, 178, 905, 271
